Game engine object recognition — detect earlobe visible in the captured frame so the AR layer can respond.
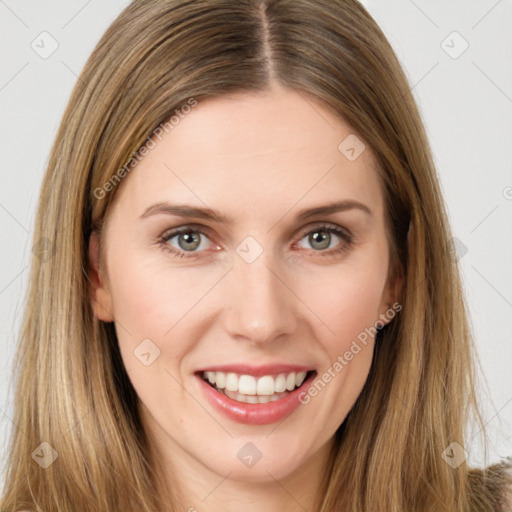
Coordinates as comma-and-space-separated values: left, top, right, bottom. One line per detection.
88, 231, 114, 322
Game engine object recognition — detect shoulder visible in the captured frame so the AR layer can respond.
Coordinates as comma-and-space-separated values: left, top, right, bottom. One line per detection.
500, 460, 512, 512
468, 457, 512, 512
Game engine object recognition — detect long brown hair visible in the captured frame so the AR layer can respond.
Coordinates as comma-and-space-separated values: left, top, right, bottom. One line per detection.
2, 1, 511, 510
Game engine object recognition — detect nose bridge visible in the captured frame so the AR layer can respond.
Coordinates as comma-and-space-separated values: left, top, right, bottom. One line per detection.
223, 244, 296, 343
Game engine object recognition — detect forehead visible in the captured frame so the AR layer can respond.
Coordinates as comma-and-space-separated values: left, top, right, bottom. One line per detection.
111, 84, 384, 224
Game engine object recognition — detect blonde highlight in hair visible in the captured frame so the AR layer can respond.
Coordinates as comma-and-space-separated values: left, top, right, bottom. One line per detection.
2, 1, 511, 511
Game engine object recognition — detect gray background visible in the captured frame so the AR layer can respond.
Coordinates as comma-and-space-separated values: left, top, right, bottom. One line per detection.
1, 0, 511, 482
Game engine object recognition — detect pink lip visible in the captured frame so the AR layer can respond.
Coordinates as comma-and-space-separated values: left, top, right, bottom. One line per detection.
195, 370, 317, 425
195, 363, 314, 377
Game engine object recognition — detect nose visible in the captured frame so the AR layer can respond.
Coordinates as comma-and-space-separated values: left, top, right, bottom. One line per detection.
222, 247, 298, 346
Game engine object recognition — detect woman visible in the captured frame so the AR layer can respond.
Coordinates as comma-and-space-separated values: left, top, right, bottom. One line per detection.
1, 0, 511, 510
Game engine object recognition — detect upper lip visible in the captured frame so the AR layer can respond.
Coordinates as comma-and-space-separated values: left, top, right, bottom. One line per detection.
195, 363, 315, 378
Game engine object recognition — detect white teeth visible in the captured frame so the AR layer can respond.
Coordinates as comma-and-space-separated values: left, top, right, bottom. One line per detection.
225, 372, 238, 391
286, 373, 296, 391
238, 375, 257, 395
201, 370, 310, 396
222, 387, 290, 403
256, 375, 275, 396
274, 373, 287, 392
215, 372, 226, 389
296, 371, 307, 387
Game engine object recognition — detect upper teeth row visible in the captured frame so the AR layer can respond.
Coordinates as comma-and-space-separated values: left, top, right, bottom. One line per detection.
203, 371, 308, 396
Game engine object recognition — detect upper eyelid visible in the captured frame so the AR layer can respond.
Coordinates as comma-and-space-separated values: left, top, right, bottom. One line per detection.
160, 221, 350, 236
297, 222, 351, 237
159, 223, 213, 239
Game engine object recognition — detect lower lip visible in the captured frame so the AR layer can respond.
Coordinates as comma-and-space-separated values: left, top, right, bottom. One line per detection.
196, 372, 317, 425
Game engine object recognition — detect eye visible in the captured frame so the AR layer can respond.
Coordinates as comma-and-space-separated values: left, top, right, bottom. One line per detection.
158, 226, 215, 258
157, 223, 353, 260
295, 224, 353, 257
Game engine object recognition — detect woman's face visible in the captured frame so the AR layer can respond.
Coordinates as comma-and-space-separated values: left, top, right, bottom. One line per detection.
90, 83, 397, 485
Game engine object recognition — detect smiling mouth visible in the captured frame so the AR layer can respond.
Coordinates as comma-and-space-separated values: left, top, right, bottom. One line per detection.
198, 370, 317, 404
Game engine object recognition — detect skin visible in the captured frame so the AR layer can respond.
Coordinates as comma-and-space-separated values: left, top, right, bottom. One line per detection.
89, 81, 400, 512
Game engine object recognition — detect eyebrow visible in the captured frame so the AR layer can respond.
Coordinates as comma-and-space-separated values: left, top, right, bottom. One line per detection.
140, 199, 372, 224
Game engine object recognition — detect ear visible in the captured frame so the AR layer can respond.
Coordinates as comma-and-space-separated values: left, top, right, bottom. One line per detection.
376, 258, 404, 328
88, 230, 114, 322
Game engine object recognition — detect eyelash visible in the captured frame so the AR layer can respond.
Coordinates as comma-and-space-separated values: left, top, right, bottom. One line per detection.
156, 223, 354, 260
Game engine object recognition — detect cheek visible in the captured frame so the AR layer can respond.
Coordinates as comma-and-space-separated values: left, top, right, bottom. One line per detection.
300, 259, 387, 419
105, 245, 227, 375
107, 248, 190, 332
105, 251, 199, 401
299, 255, 388, 354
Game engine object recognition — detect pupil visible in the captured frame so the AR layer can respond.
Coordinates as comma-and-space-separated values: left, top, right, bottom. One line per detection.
179, 231, 200, 251
310, 230, 330, 250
